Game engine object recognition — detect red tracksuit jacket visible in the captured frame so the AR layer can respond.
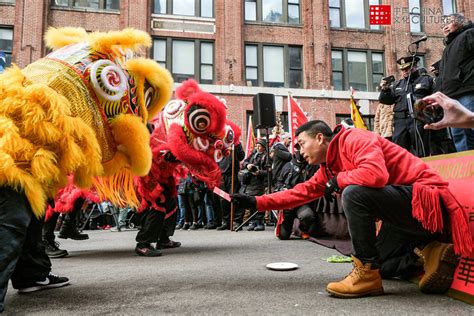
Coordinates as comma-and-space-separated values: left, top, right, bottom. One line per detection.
256, 127, 473, 257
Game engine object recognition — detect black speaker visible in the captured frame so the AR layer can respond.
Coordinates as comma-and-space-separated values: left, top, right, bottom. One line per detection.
253, 93, 276, 129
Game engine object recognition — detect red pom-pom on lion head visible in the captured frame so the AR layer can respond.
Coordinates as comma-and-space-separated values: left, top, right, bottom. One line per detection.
156, 79, 240, 188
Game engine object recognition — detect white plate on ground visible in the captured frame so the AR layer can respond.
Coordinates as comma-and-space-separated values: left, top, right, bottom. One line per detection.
266, 262, 299, 271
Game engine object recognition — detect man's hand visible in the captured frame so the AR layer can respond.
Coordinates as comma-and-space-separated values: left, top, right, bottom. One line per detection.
231, 193, 257, 210
379, 79, 390, 91
324, 176, 341, 203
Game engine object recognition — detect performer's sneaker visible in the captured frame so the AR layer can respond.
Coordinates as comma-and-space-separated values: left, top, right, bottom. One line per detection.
17, 273, 70, 294
43, 240, 68, 258
58, 227, 89, 240
158, 239, 182, 249
326, 256, 384, 298
135, 244, 162, 257
414, 241, 459, 294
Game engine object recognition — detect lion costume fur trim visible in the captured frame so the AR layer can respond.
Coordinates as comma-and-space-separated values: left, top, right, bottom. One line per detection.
1, 27, 174, 216
0, 67, 103, 217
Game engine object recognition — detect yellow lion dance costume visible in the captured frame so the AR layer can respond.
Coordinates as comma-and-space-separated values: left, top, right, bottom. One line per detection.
0, 27, 173, 216
0, 27, 173, 312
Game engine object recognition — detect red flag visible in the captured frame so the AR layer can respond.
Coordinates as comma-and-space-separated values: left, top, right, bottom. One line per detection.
245, 116, 255, 158
288, 95, 308, 153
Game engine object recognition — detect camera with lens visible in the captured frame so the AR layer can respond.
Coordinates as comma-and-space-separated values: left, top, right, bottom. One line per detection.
382, 75, 395, 85
413, 99, 444, 124
249, 165, 259, 173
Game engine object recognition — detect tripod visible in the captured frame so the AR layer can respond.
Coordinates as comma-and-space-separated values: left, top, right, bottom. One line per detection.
405, 41, 428, 157
234, 128, 278, 232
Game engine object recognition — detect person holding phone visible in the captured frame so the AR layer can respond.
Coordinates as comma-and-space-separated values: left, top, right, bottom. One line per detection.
378, 56, 434, 157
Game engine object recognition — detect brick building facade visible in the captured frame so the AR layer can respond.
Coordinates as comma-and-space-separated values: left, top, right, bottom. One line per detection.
1, 0, 472, 136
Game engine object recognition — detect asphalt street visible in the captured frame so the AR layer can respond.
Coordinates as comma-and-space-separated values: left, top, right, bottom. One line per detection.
4, 228, 473, 315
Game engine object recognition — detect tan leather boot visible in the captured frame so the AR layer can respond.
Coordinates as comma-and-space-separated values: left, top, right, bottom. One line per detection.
326, 256, 384, 298
414, 241, 459, 294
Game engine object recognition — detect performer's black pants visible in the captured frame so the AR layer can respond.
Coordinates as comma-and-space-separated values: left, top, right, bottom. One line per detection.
136, 209, 165, 246
341, 185, 438, 274
0, 187, 51, 312
43, 211, 60, 242
136, 195, 177, 246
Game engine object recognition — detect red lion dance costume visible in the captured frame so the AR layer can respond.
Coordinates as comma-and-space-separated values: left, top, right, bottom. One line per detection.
133, 79, 241, 256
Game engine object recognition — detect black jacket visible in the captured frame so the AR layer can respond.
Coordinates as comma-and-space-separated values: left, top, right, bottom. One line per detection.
271, 142, 291, 184
274, 156, 319, 191
437, 22, 474, 98
378, 70, 434, 112
218, 143, 245, 176
239, 149, 268, 195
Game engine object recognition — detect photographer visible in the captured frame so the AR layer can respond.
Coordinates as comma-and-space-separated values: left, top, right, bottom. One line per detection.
274, 149, 319, 240
270, 132, 292, 188
379, 56, 433, 157
235, 139, 268, 231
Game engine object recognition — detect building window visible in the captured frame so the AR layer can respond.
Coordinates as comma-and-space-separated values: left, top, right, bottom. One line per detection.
263, 46, 284, 87
409, 0, 422, 33
330, 0, 381, 30
287, 0, 300, 24
348, 51, 368, 91
331, 49, 385, 92
288, 46, 302, 88
153, 38, 214, 84
263, 0, 283, 23
336, 114, 374, 131
153, 0, 213, 17
329, 0, 341, 27
200, 42, 213, 83
371, 52, 383, 92
245, 0, 300, 25
345, 0, 365, 28
417, 55, 425, 69
153, 0, 166, 13
0, 0, 16, 4
442, 0, 456, 15
0, 28, 13, 70
173, 0, 194, 15
245, 45, 258, 87
245, 44, 303, 88
331, 50, 343, 90
51, 0, 120, 10
245, 0, 257, 21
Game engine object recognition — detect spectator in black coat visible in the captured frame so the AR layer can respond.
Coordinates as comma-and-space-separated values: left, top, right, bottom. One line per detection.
270, 132, 292, 188
437, 13, 474, 151
216, 143, 245, 230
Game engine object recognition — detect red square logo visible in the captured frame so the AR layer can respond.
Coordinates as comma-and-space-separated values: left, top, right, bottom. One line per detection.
369, 5, 391, 25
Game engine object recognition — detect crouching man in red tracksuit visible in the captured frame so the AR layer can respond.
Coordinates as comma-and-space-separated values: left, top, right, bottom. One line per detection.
232, 120, 473, 298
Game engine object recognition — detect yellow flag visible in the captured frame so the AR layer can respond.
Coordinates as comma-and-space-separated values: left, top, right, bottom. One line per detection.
350, 96, 368, 130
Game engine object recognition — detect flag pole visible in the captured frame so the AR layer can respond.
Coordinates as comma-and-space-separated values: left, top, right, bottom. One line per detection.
229, 143, 235, 232
288, 92, 293, 154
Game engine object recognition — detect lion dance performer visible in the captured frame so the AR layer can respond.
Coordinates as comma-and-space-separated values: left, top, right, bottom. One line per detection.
134, 79, 241, 256
42, 178, 101, 259
0, 27, 173, 311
